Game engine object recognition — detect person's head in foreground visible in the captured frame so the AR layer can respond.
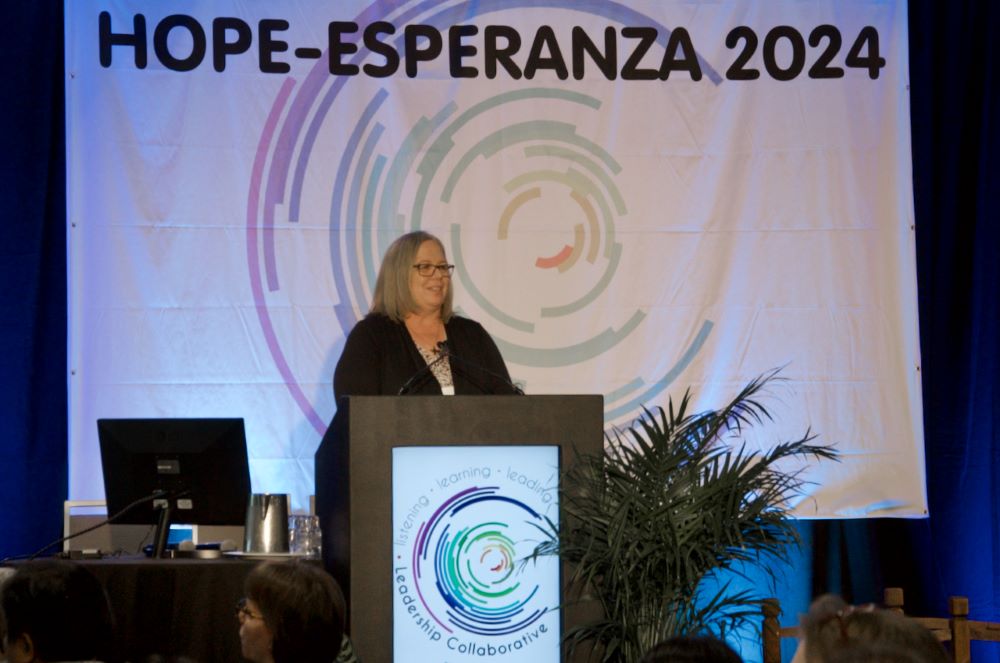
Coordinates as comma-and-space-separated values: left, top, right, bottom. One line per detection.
238, 561, 347, 663
0, 559, 114, 663
640, 634, 743, 663
792, 594, 949, 663
823, 642, 937, 663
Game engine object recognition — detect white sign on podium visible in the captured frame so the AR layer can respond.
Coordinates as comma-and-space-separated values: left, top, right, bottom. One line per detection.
392, 445, 560, 662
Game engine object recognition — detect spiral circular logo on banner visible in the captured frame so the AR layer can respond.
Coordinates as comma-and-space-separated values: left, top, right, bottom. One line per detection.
246, 0, 717, 434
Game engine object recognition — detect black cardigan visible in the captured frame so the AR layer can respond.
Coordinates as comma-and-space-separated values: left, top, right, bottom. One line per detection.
333, 314, 517, 399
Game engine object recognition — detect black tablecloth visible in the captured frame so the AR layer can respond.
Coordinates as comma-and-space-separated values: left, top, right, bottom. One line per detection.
80, 557, 256, 663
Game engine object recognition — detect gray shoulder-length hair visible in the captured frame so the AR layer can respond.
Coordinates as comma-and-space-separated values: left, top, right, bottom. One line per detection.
370, 231, 454, 322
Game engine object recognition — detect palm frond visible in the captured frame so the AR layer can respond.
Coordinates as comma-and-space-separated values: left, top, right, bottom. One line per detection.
532, 370, 839, 661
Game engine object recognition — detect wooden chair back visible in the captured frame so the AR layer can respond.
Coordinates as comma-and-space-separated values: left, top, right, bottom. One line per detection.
761, 598, 800, 663
761, 588, 1000, 663
884, 586, 1000, 663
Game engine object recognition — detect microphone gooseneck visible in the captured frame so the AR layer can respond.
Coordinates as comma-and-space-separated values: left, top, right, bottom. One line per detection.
436, 341, 524, 395
397, 342, 450, 395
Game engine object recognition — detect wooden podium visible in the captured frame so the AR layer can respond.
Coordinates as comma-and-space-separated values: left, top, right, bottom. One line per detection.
315, 394, 603, 662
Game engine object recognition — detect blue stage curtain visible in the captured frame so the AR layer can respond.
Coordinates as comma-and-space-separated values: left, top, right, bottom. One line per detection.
0, 3, 67, 560
803, 3, 1000, 661
902, 0, 1000, 642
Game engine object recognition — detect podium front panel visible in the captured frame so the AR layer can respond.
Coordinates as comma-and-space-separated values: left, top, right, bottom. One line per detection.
315, 394, 603, 662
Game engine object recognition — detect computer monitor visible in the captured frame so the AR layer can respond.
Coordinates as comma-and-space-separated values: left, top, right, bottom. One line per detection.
97, 418, 251, 528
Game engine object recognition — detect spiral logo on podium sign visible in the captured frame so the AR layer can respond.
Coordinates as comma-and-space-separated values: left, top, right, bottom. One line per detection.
412, 486, 549, 636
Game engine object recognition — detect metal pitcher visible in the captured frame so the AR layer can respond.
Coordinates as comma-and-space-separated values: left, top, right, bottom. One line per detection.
243, 493, 290, 553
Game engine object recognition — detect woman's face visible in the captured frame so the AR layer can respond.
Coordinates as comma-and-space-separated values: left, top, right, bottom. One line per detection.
238, 598, 274, 663
2, 633, 33, 663
408, 239, 450, 316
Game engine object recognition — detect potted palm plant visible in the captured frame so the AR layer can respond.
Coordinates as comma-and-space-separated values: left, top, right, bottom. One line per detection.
530, 370, 837, 662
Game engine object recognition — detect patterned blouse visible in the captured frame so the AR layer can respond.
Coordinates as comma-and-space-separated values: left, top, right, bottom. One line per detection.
416, 344, 453, 392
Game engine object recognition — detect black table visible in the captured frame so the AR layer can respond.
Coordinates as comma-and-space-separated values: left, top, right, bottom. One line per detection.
80, 556, 256, 663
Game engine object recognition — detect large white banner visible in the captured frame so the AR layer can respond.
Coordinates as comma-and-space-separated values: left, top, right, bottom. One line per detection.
66, 0, 924, 517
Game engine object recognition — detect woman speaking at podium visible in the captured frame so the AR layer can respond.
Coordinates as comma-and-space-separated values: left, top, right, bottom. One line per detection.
333, 231, 518, 398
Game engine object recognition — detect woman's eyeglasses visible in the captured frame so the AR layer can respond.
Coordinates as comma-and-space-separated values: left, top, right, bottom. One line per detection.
236, 598, 264, 622
413, 263, 455, 277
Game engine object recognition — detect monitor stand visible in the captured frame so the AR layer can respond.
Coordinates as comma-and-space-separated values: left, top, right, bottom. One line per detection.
152, 502, 172, 559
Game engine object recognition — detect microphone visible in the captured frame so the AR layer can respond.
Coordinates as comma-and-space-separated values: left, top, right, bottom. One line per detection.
397, 343, 451, 395
436, 341, 525, 395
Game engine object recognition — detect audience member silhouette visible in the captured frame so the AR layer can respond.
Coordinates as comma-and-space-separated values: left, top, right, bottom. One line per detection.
640, 634, 743, 662
792, 594, 949, 663
0, 559, 114, 663
823, 642, 931, 663
238, 561, 350, 663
